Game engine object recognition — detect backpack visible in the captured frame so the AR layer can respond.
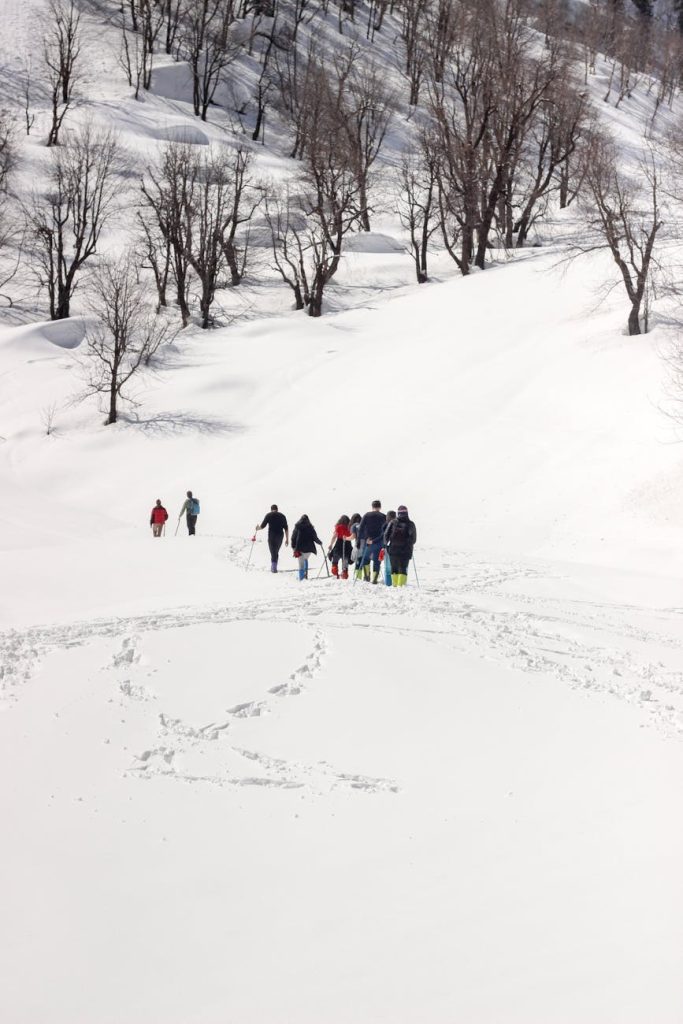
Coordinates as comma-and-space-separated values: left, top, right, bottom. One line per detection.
389, 518, 410, 547
189, 498, 200, 516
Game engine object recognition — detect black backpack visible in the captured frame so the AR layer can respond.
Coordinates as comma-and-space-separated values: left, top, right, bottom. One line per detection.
389, 518, 410, 547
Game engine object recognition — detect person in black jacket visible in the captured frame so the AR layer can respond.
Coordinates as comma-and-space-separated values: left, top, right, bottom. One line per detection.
255, 504, 289, 572
384, 505, 417, 587
291, 514, 323, 581
357, 500, 386, 583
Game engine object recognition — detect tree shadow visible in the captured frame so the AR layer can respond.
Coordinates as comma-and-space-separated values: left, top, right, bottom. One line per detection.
121, 410, 244, 437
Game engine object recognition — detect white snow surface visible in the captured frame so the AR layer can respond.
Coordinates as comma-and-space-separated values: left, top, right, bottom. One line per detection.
1, 1, 683, 1021
2, 244, 683, 1024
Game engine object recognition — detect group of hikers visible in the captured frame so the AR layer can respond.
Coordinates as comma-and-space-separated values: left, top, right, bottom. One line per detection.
254, 500, 417, 587
148, 494, 417, 587
149, 490, 200, 537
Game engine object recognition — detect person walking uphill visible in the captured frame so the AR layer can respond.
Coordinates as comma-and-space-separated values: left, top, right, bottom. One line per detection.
327, 515, 353, 579
255, 504, 289, 572
291, 514, 323, 581
179, 490, 200, 536
384, 505, 417, 587
357, 500, 386, 583
150, 499, 168, 538
382, 510, 396, 585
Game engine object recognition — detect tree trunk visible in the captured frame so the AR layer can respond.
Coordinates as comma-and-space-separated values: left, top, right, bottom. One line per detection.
627, 301, 642, 336
54, 289, 71, 320
307, 275, 324, 317
359, 180, 371, 231
107, 384, 117, 425
224, 241, 242, 286
252, 99, 265, 143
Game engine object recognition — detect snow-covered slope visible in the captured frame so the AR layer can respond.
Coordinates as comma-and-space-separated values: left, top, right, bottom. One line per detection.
1, 1, 683, 1021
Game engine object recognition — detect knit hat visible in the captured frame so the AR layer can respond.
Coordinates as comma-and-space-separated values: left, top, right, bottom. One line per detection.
397, 505, 409, 518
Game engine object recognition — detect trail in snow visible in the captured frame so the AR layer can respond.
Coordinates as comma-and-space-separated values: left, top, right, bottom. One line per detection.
3, 549, 682, 773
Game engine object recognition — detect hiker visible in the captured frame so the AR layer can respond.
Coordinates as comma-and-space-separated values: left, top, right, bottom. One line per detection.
327, 515, 353, 580
382, 510, 396, 585
179, 490, 200, 536
291, 514, 323, 581
150, 499, 168, 538
384, 505, 417, 587
356, 500, 386, 583
255, 504, 289, 573
349, 513, 362, 558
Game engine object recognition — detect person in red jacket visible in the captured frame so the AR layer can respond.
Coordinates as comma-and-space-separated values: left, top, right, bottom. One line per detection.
327, 514, 353, 579
150, 499, 168, 538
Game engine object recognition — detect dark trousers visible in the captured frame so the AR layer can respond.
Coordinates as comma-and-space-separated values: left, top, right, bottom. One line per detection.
186, 514, 197, 536
331, 538, 352, 568
268, 534, 284, 564
359, 540, 382, 572
390, 550, 410, 575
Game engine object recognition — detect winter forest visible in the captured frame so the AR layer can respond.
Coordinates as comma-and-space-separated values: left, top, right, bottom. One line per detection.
1, 0, 683, 1021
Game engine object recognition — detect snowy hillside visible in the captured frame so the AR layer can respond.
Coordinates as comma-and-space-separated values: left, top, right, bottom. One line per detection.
1, 0, 683, 1021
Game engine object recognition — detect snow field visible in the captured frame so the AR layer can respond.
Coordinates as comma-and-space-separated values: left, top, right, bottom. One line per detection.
1, 0, 683, 1019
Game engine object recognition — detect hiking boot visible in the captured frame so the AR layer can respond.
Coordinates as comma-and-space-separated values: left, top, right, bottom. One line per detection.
363, 566, 371, 582
271, 561, 278, 573
371, 571, 379, 584
391, 574, 399, 587
341, 569, 349, 580
331, 563, 339, 578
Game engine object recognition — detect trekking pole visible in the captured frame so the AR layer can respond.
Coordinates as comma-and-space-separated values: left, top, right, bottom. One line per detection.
321, 545, 331, 578
411, 555, 420, 589
246, 535, 256, 571
174, 516, 181, 537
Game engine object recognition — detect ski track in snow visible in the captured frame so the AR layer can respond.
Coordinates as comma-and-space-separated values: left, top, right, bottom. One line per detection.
2, 547, 683, 799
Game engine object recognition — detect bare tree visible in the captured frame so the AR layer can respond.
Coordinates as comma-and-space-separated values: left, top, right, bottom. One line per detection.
425, 0, 459, 84
140, 143, 258, 326
140, 143, 196, 326
137, 212, 172, 313
472, 1, 562, 269
430, 3, 495, 276
579, 138, 664, 336
0, 113, 21, 307
399, 0, 429, 105
43, 0, 81, 147
164, 0, 186, 55
83, 259, 170, 425
265, 103, 359, 319
251, 3, 280, 143
218, 147, 259, 287
342, 58, 395, 231
297, 74, 361, 316
0, 113, 16, 207
264, 186, 310, 310
512, 78, 591, 247
21, 59, 36, 136
185, 147, 257, 328
120, 21, 151, 99
397, 142, 438, 283
27, 126, 120, 320
180, 0, 240, 120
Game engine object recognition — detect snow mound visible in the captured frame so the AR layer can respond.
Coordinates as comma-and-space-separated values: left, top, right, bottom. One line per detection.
343, 232, 405, 254
0, 318, 86, 353
146, 123, 210, 146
